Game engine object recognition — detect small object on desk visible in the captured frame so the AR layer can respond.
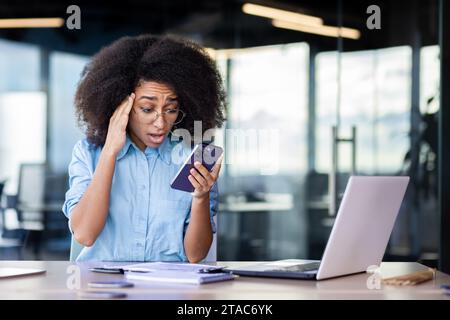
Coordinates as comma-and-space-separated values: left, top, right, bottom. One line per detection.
441, 284, 450, 296
382, 268, 435, 286
77, 291, 127, 299
197, 266, 232, 274
88, 281, 134, 288
88, 267, 124, 274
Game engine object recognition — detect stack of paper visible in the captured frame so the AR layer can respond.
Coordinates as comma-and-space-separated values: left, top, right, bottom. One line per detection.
105, 262, 235, 285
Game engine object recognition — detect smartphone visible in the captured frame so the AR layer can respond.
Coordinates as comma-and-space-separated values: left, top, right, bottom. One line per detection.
88, 281, 134, 288
170, 143, 223, 193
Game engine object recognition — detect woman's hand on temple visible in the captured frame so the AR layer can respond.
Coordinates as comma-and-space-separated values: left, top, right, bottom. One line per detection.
103, 93, 135, 156
189, 154, 224, 200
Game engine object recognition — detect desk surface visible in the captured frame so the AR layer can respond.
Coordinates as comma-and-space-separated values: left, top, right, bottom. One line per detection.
0, 261, 449, 300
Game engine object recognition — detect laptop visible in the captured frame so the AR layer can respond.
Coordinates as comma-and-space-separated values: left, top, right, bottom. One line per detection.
227, 176, 409, 280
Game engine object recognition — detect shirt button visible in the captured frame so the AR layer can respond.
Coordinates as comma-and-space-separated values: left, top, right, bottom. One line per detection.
141, 185, 146, 190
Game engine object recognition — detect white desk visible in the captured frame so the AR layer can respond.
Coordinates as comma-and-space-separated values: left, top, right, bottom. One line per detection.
0, 261, 449, 299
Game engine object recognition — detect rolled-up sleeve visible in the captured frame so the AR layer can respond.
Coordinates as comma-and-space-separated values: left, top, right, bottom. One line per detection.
209, 182, 219, 234
183, 182, 219, 235
62, 140, 94, 233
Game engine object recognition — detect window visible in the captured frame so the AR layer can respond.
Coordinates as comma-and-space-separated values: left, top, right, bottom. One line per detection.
49, 52, 89, 173
316, 46, 411, 174
0, 40, 43, 194
227, 43, 309, 176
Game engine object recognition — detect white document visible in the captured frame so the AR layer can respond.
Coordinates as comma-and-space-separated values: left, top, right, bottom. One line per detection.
103, 262, 235, 285
105, 261, 216, 272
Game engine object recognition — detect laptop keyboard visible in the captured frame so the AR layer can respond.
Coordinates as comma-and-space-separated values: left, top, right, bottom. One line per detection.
267, 262, 320, 273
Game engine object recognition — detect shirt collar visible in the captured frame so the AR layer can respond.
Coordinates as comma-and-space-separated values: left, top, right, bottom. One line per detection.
115, 133, 173, 165
151, 134, 173, 165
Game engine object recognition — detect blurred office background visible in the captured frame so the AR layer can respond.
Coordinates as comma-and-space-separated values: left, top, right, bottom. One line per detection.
0, 0, 448, 271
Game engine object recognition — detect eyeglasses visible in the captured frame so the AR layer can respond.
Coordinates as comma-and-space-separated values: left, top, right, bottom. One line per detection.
132, 107, 186, 126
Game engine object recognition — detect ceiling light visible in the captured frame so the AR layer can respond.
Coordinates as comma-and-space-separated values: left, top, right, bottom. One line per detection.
272, 19, 361, 40
0, 18, 64, 29
242, 3, 323, 27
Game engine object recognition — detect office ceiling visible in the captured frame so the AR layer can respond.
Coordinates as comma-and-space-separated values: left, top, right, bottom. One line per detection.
0, 0, 440, 55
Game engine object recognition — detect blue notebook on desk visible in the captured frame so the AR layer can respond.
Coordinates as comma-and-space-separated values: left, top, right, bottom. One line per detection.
105, 262, 235, 285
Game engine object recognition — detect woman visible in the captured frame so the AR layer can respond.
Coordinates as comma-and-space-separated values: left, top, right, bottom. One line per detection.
62, 35, 226, 262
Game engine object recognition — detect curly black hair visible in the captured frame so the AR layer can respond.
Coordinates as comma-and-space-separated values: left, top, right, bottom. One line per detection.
74, 34, 226, 146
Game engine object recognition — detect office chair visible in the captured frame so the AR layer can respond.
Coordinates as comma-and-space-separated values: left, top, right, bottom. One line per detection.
0, 180, 26, 259
14, 164, 70, 259
16, 163, 46, 228
15, 164, 46, 258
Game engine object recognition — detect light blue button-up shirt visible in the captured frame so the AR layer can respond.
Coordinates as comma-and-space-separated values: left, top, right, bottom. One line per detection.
62, 134, 218, 262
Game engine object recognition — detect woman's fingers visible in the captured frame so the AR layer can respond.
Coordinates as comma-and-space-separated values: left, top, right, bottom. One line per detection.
124, 93, 135, 115
189, 155, 224, 198
193, 162, 215, 186
113, 93, 135, 117
104, 93, 135, 155
190, 154, 224, 193
111, 93, 135, 129
190, 167, 207, 187
111, 95, 129, 120
117, 93, 135, 118
188, 175, 201, 189
210, 154, 224, 179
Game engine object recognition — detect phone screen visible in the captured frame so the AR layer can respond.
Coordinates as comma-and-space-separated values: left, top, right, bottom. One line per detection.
170, 143, 223, 193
